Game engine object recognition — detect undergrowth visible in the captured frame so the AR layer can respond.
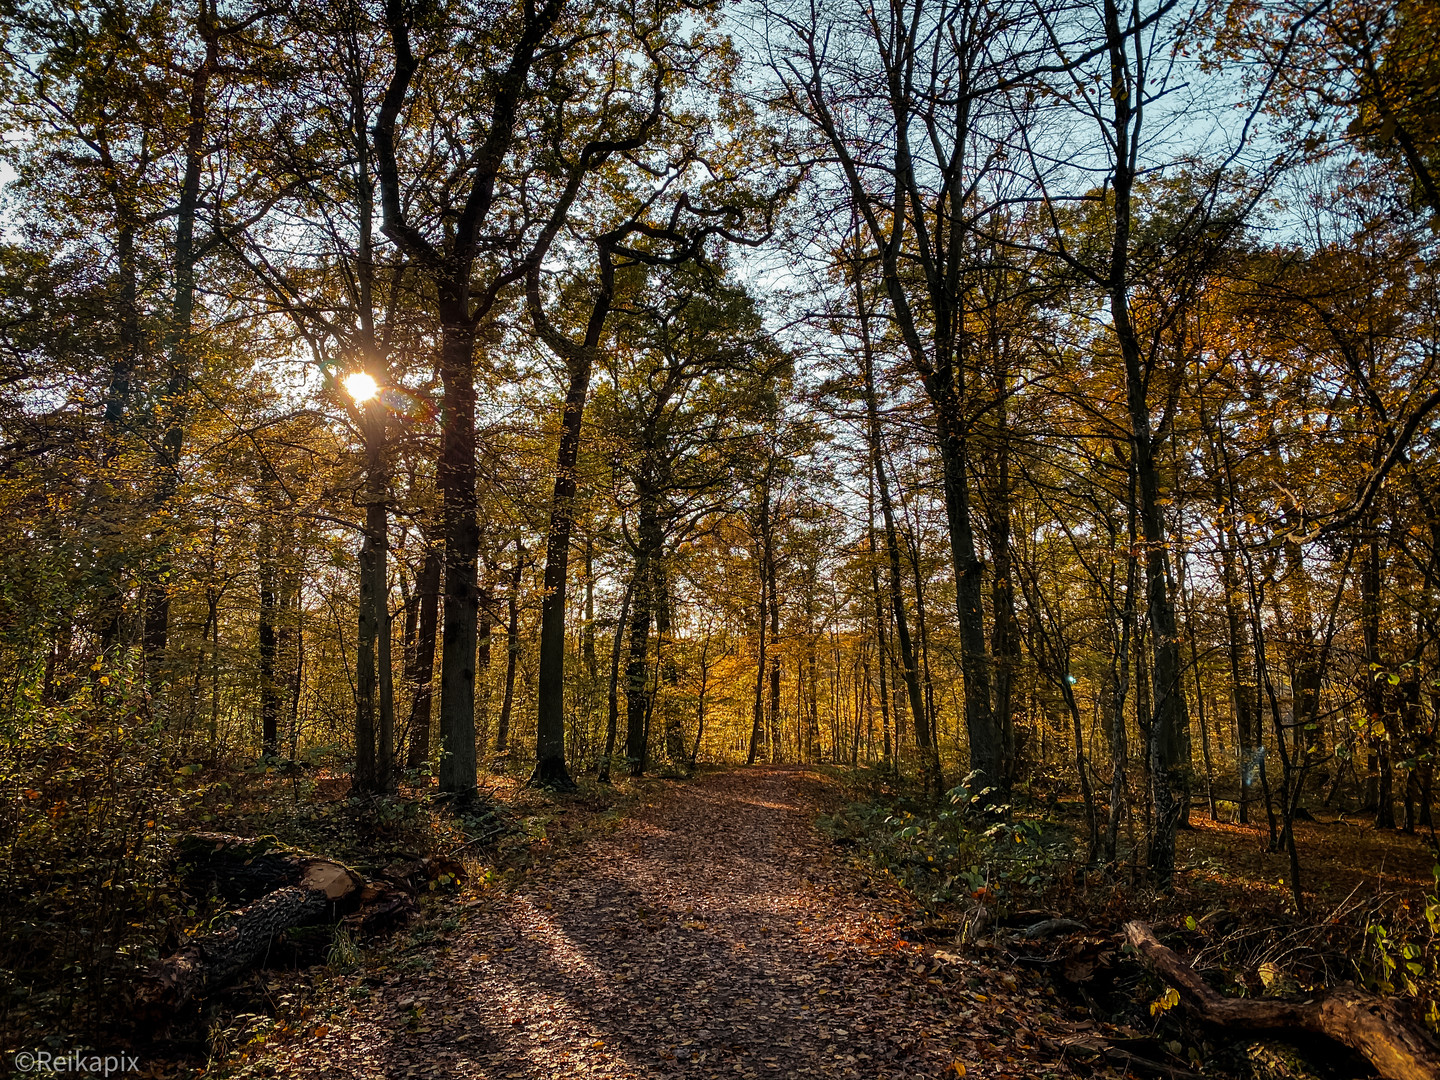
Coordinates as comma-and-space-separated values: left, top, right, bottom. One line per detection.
817, 767, 1078, 922
815, 762, 1440, 1072
0, 680, 540, 1059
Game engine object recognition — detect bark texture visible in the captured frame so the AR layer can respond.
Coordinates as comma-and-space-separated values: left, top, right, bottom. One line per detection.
1124, 921, 1440, 1080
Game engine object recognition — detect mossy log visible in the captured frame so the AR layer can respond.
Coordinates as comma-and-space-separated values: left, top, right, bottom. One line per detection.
1124, 921, 1440, 1080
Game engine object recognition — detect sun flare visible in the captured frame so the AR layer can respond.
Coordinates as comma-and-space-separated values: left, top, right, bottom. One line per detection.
342, 371, 379, 403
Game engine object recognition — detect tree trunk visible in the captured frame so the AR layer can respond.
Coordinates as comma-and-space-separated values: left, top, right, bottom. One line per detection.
1214, 502, 1257, 823
496, 540, 523, 757
404, 548, 440, 772
475, 580, 494, 762
1179, 538, 1216, 820
656, 558, 684, 766
932, 374, 999, 802
805, 637, 820, 764
766, 528, 782, 764
692, 631, 712, 767
1363, 536, 1395, 828
988, 360, 1020, 791
599, 571, 635, 784
143, 14, 218, 673
869, 511, 893, 765
355, 404, 392, 792
436, 322, 479, 796
862, 329, 933, 792
139, 834, 412, 1015
625, 496, 659, 776
748, 483, 771, 766
1098, 0, 1190, 884
1104, 468, 1139, 865
259, 525, 281, 759
583, 534, 597, 680
532, 353, 593, 790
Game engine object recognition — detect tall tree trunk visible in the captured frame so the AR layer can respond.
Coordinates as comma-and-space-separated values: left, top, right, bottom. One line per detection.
599, 571, 634, 784
933, 377, 999, 802
258, 527, 280, 759
405, 548, 440, 771
144, 11, 219, 672
1219, 515, 1258, 824
286, 577, 304, 759
355, 404, 391, 792
1363, 535, 1394, 828
868, 506, 893, 765
988, 358, 1020, 791
436, 321, 479, 796
277, 558, 301, 757
626, 496, 660, 776
806, 636, 820, 763
748, 482, 772, 766
496, 540, 522, 757
1103, 0, 1188, 880
475, 571, 494, 760
1179, 533, 1216, 820
861, 320, 933, 792
906, 526, 941, 782
96, 211, 141, 656
691, 631, 712, 767
378, 582, 395, 791
533, 352, 592, 790
583, 534, 597, 681
657, 558, 685, 766
766, 522, 782, 764
1105, 465, 1140, 865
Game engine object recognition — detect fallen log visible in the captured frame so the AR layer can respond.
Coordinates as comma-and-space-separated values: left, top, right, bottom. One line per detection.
1123, 921, 1440, 1080
1020, 917, 1088, 940
138, 834, 413, 1013
177, 832, 354, 904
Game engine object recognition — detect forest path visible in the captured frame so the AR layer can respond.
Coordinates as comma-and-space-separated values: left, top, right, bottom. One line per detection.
261, 766, 1055, 1079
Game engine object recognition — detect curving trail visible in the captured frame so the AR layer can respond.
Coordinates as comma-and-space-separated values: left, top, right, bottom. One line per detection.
261, 767, 1056, 1079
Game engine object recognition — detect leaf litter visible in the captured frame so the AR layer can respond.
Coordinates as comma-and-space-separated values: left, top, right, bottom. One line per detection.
228, 767, 1087, 1079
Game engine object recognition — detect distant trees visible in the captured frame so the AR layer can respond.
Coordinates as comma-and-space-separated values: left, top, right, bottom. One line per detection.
592, 262, 787, 775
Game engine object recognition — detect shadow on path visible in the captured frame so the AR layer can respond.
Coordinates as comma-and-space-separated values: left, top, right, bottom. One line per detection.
260, 767, 1052, 1079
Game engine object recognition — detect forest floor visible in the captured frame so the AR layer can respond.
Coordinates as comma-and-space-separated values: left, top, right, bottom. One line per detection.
12, 763, 1434, 1079
206, 765, 1085, 1080
1174, 808, 1435, 912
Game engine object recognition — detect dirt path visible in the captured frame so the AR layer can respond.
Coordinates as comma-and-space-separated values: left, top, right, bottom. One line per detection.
258, 767, 1059, 1079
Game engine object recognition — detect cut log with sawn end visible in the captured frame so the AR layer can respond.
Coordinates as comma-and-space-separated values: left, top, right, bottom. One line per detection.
137, 833, 416, 1015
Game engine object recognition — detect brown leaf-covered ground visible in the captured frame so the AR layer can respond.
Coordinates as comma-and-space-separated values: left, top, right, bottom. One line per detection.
243, 766, 1077, 1080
